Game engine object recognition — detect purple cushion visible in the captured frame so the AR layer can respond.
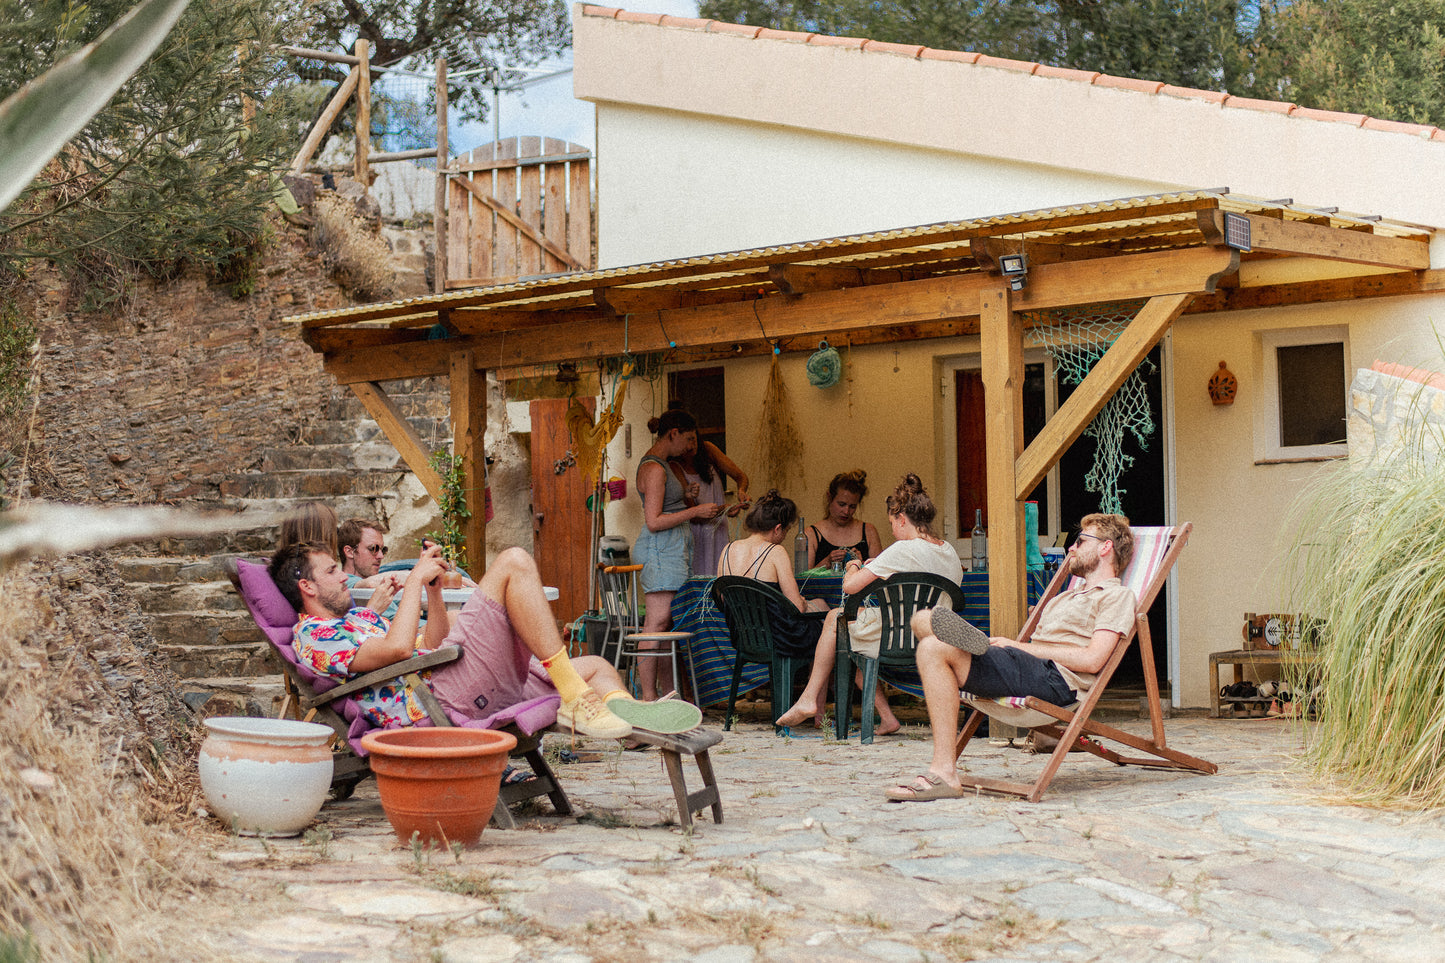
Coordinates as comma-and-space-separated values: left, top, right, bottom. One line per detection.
235, 558, 338, 693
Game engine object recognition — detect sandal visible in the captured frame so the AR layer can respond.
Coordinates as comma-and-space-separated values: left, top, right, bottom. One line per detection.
501, 765, 535, 786
885, 772, 964, 802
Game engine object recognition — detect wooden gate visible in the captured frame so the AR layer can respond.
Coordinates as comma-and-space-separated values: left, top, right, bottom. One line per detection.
444, 137, 592, 288
528, 398, 596, 625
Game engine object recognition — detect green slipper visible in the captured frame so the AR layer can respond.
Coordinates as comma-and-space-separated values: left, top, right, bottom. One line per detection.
606, 697, 703, 734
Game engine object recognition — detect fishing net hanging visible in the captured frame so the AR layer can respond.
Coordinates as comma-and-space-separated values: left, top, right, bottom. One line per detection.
1025, 300, 1156, 516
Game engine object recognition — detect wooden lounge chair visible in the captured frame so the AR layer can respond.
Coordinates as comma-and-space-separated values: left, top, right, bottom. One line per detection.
835, 573, 967, 744
223, 557, 572, 828
225, 557, 726, 829
952, 523, 1216, 801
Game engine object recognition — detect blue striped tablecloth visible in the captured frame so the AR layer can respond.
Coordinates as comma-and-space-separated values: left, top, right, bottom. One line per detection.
673, 570, 1045, 707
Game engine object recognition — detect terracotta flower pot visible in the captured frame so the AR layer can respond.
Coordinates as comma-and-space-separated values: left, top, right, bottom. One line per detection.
439, 569, 465, 589
198, 717, 334, 837
360, 727, 517, 848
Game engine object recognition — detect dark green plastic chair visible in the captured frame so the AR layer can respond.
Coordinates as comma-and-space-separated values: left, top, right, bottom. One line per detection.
710, 576, 812, 733
834, 572, 966, 744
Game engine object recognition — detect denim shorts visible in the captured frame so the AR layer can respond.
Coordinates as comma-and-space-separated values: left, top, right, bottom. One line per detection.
963, 646, 1076, 703
636, 524, 692, 594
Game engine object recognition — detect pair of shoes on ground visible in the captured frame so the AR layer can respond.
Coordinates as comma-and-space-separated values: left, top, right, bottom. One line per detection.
931, 608, 990, 655
885, 772, 964, 802
555, 691, 703, 740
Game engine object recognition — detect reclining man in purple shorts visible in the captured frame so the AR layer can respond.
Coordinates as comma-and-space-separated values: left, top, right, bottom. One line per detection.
886, 513, 1137, 801
269, 540, 701, 739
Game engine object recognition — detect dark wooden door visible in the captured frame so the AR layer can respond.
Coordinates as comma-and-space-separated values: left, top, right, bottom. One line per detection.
529, 398, 595, 624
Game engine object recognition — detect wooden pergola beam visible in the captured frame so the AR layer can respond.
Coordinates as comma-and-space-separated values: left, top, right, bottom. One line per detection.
1014, 292, 1194, 501
314, 246, 1241, 382
348, 382, 444, 503
1198, 210, 1429, 270
450, 349, 487, 578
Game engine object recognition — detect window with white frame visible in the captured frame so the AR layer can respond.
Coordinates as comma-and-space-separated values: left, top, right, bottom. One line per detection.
1253, 326, 1349, 462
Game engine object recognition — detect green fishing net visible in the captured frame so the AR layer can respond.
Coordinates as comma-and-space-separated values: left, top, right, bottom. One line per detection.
1025, 299, 1155, 516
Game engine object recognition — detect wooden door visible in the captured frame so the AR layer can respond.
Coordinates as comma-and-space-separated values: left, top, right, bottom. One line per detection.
529, 399, 596, 624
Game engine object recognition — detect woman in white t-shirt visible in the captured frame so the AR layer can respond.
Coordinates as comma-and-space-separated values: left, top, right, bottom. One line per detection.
776, 473, 962, 735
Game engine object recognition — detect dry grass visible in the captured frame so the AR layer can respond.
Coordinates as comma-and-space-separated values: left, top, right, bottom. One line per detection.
751, 355, 805, 491
0, 559, 220, 961
313, 193, 396, 303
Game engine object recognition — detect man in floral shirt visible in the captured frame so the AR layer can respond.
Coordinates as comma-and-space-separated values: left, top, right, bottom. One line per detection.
270, 541, 699, 738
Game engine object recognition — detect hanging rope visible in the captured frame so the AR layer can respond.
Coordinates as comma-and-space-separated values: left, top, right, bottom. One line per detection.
1025, 300, 1155, 516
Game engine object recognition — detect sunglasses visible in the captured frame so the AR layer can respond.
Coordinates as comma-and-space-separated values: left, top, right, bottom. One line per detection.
364, 544, 387, 556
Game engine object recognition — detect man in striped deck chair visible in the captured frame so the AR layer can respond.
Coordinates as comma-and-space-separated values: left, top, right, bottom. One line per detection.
887, 513, 1137, 801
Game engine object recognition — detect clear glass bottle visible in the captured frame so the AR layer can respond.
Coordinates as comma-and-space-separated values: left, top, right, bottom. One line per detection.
794, 515, 810, 572
971, 509, 988, 573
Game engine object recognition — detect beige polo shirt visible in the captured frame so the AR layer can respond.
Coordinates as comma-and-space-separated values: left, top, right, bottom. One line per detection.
1030, 576, 1138, 693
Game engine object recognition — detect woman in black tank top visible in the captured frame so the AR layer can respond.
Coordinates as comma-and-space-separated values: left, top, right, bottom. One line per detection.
808, 470, 883, 568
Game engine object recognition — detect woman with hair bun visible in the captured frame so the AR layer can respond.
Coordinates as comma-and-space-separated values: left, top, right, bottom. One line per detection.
634, 409, 723, 699
717, 490, 831, 654
807, 470, 882, 569
776, 473, 962, 735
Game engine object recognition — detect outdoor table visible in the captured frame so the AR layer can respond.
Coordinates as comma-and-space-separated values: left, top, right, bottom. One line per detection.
671, 570, 1045, 707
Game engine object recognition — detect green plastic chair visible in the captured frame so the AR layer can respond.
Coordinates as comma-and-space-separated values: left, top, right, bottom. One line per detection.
835, 572, 966, 744
710, 576, 812, 733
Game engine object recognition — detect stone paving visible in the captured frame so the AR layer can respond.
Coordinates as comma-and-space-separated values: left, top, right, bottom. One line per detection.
196, 716, 1445, 962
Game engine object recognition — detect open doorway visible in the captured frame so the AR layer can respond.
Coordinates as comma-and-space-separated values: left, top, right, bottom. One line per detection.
946, 345, 1170, 693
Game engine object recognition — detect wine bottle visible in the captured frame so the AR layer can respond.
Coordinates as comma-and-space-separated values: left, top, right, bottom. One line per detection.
971, 509, 988, 573
794, 515, 809, 572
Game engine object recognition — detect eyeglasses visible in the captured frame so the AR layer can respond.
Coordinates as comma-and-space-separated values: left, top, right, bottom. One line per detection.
364, 544, 387, 556
1075, 533, 1110, 546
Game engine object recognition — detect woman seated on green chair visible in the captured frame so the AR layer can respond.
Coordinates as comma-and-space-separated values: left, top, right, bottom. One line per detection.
776, 473, 963, 735
717, 491, 832, 653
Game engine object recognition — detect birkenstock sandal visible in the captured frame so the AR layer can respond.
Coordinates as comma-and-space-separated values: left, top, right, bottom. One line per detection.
885, 773, 965, 802
931, 608, 990, 656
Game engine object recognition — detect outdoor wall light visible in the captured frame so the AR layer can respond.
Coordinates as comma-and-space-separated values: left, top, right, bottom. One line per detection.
998, 253, 1028, 291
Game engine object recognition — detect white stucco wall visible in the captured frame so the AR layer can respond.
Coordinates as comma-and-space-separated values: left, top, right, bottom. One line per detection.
595, 106, 1163, 265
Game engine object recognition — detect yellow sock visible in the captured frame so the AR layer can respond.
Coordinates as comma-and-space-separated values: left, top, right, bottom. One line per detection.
602, 689, 635, 703
540, 648, 589, 704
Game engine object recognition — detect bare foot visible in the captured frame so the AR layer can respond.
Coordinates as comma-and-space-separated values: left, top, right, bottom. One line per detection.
874, 719, 901, 736
775, 699, 818, 728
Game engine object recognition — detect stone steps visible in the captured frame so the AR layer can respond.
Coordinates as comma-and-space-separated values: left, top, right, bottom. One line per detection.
125, 368, 453, 713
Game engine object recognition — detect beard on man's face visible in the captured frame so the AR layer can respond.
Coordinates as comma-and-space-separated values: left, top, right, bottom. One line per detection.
1069, 550, 1097, 577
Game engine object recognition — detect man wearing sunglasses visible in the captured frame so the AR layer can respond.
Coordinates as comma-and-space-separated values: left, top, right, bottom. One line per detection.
887, 513, 1138, 801
340, 518, 389, 581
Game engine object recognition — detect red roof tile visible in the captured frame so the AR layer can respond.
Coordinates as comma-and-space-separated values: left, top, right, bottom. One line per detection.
1159, 84, 1228, 105
757, 27, 814, 43
1221, 95, 1295, 114
705, 20, 763, 38
1033, 64, 1099, 82
659, 15, 711, 30
920, 48, 981, 65
1362, 118, 1436, 137
1093, 74, 1165, 94
861, 40, 924, 58
807, 34, 867, 49
974, 54, 1040, 74
581, 4, 623, 17
614, 9, 664, 23
1289, 106, 1368, 127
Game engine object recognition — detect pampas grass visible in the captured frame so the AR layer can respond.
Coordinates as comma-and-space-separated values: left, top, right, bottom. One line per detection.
1281, 416, 1445, 808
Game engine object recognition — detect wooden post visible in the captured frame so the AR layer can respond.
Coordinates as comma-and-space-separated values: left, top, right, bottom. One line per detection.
353, 40, 370, 185
434, 57, 449, 295
980, 281, 1027, 638
451, 349, 487, 578
290, 66, 361, 175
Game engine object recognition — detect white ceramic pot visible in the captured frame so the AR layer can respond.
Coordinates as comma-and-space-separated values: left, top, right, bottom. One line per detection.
198, 717, 334, 837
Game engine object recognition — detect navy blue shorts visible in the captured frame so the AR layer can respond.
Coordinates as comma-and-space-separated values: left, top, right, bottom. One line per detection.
963, 646, 1076, 703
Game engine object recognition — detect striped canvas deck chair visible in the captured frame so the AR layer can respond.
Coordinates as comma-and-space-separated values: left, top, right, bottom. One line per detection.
953, 523, 1216, 802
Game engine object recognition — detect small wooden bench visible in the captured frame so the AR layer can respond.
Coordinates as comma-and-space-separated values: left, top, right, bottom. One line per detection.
1208, 647, 1322, 718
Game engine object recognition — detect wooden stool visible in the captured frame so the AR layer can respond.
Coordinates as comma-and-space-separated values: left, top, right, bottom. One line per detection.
619, 630, 699, 703
626, 726, 724, 828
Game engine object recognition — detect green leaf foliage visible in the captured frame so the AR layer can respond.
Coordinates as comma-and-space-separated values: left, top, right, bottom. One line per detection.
0, 0, 307, 304
293, 0, 571, 123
